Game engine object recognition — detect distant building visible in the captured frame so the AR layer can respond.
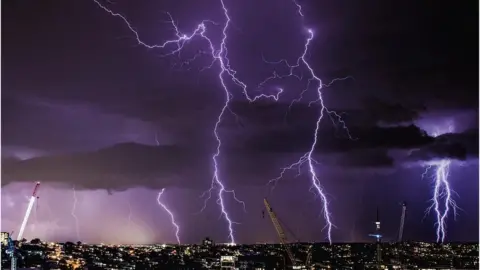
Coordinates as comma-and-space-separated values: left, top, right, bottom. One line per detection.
202, 237, 214, 247
220, 255, 237, 270
1, 232, 9, 246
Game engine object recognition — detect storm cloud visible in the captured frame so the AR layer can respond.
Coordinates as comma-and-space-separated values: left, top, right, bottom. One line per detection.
3, 123, 476, 190
407, 129, 479, 162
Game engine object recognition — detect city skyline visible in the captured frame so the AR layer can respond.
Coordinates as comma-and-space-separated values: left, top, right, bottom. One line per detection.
1, 0, 478, 245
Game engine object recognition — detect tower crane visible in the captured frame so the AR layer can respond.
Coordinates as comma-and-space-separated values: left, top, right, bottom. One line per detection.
6, 232, 17, 270
263, 198, 297, 268
17, 182, 40, 240
305, 245, 313, 268
393, 202, 407, 269
263, 198, 324, 269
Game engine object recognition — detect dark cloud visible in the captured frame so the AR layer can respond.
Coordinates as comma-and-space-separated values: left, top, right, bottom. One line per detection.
2, 96, 163, 152
3, 95, 456, 191
407, 129, 479, 162
1, 157, 22, 167
1, 143, 208, 190
1, 142, 291, 190
362, 97, 425, 124
333, 149, 395, 168
2, 124, 462, 191
2, 92, 435, 152
246, 124, 433, 153
3, 91, 475, 190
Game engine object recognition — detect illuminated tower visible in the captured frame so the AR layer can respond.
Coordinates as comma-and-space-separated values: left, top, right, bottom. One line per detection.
375, 208, 382, 268
368, 207, 382, 269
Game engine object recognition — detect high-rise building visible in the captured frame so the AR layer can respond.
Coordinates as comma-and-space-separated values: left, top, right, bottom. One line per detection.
1, 232, 9, 246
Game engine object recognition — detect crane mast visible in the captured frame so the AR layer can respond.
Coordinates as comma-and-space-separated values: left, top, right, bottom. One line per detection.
305, 245, 313, 268
6, 233, 17, 270
17, 182, 41, 240
263, 198, 297, 267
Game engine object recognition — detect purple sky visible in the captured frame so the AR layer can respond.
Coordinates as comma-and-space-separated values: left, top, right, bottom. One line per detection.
1, 0, 478, 244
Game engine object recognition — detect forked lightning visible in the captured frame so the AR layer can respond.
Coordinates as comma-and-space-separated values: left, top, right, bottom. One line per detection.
93, 0, 351, 244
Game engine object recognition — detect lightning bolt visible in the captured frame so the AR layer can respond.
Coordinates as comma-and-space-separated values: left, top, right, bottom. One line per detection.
92, 0, 351, 244
423, 124, 459, 243
262, 4, 353, 244
126, 200, 140, 230
152, 131, 182, 244
92, 0, 247, 244
44, 201, 61, 240
157, 189, 181, 245
71, 186, 80, 241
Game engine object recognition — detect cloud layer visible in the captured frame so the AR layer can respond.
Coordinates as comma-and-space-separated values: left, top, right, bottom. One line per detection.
3, 124, 477, 190
407, 129, 479, 162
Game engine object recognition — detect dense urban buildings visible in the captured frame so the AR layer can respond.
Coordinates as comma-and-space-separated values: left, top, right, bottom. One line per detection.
1, 236, 478, 269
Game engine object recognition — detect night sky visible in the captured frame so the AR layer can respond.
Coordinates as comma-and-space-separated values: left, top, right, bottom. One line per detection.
1, 0, 478, 245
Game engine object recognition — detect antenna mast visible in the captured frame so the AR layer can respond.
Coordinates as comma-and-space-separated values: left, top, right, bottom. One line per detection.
398, 202, 407, 242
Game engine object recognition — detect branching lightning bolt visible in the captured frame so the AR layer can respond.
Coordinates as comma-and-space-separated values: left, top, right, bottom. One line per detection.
262, 3, 353, 244
71, 187, 80, 241
153, 131, 182, 244
92, 0, 247, 245
422, 124, 460, 243
93, 0, 351, 244
157, 189, 181, 245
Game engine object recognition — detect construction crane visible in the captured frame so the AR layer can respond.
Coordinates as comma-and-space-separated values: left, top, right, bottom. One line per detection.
6, 232, 17, 270
397, 202, 407, 242
263, 199, 324, 269
305, 245, 313, 268
393, 202, 407, 269
17, 182, 40, 240
263, 198, 297, 268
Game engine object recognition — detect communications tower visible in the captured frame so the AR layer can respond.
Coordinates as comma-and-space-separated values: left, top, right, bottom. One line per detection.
368, 208, 382, 269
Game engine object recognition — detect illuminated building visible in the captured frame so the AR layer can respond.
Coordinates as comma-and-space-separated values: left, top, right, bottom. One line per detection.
1, 232, 9, 246
220, 255, 237, 270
